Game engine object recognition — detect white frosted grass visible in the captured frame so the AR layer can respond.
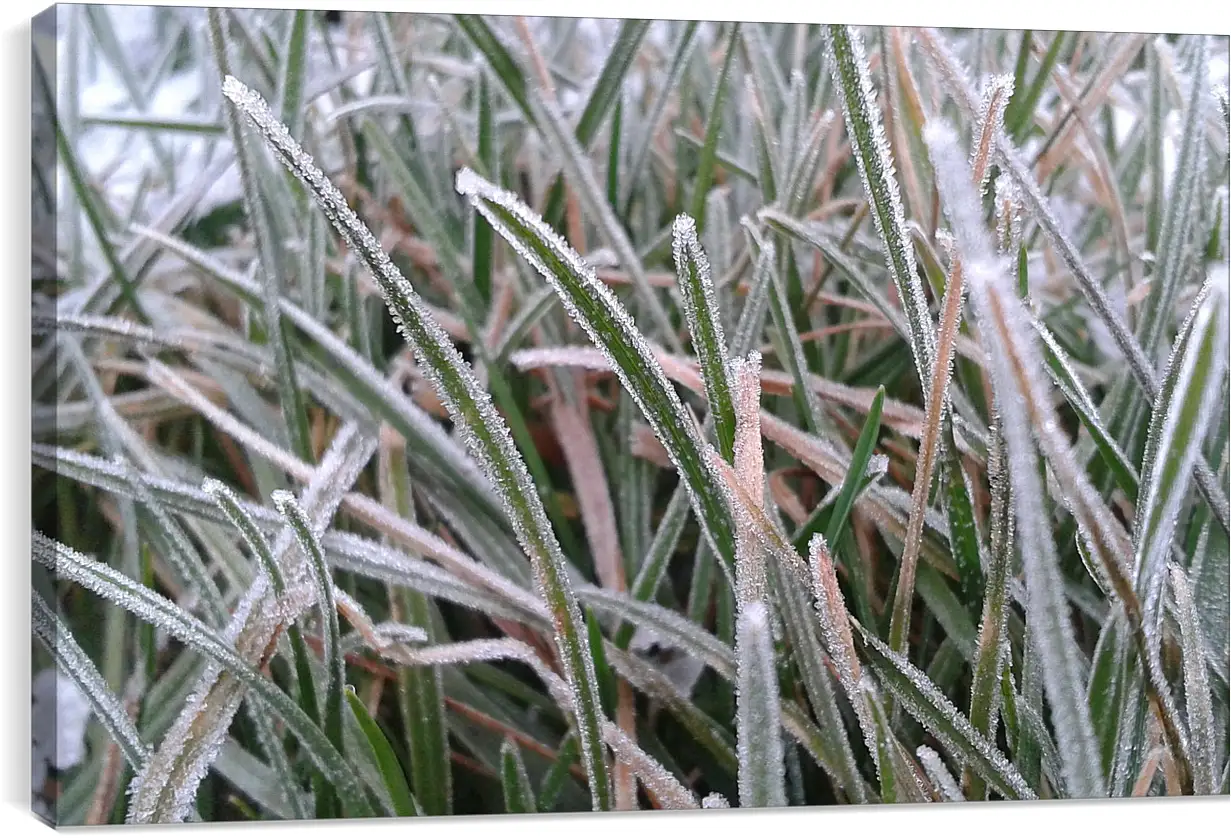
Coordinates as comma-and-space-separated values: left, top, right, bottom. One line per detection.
824, 25, 936, 391
807, 534, 884, 779
993, 174, 1024, 255
916, 30, 1231, 545
701, 792, 731, 808
602, 722, 700, 809
962, 268, 1106, 798
926, 110, 1105, 798
127, 424, 374, 822
856, 624, 1036, 801
928, 118, 1133, 580
732, 352, 766, 608
917, 745, 964, 802
972, 75, 1014, 197
1134, 271, 1230, 662
31, 594, 150, 772
808, 535, 860, 690
31, 532, 370, 821
1169, 565, 1219, 794
735, 602, 787, 808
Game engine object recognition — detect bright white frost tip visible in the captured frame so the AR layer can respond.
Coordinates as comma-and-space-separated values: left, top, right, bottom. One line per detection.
454, 166, 487, 197
701, 792, 731, 808
672, 214, 698, 237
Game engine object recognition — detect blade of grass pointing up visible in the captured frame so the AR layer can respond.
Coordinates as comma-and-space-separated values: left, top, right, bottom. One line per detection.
824, 25, 936, 392
455, 169, 738, 577
735, 603, 787, 808
1168, 565, 1219, 795
673, 215, 737, 461
1133, 271, 1230, 671
221, 76, 612, 811
891, 77, 1011, 656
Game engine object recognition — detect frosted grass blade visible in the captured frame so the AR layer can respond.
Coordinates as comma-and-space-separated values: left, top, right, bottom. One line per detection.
851, 621, 1036, 800
602, 723, 699, 809
735, 603, 787, 808
673, 215, 736, 461
1169, 566, 1218, 794
824, 25, 936, 390
32, 533, 374, 820
273, 491, 347, 756
456, 169, 738, 577
221, 76, 612, 810
31, 594, 149, 772
1133, 272, 1230, 666
501, 739, 538, 814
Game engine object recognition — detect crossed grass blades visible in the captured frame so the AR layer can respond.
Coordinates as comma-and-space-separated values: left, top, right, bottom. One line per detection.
31, 7, 1231, 822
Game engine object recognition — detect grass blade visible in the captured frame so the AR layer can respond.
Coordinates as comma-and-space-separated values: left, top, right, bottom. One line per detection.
500, 739, 538, 814
673, 215, 736, 460
456, 169, 738, 577
735, 603, 787, 808
346, 687, 420, 817
824, 25, 936, 390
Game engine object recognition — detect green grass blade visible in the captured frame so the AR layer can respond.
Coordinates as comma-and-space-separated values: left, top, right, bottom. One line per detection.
673, 215, 736, 460
825, 387, 885, 548
500, 740, 538, 814
689, 24, 739, 232
345, 687, 420, 817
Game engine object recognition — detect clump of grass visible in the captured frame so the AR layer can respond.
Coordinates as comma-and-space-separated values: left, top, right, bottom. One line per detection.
31, 6, 1231, 823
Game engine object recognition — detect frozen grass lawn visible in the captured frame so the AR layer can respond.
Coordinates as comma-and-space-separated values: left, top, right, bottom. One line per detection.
30, 5, 1231, 823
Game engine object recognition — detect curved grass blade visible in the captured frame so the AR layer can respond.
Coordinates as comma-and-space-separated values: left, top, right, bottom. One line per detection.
456, 169, 738, 577
221, 76, 612, 811
31, 594, 149, 772
346, 687, 419, 818
501, 739, 538, 814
